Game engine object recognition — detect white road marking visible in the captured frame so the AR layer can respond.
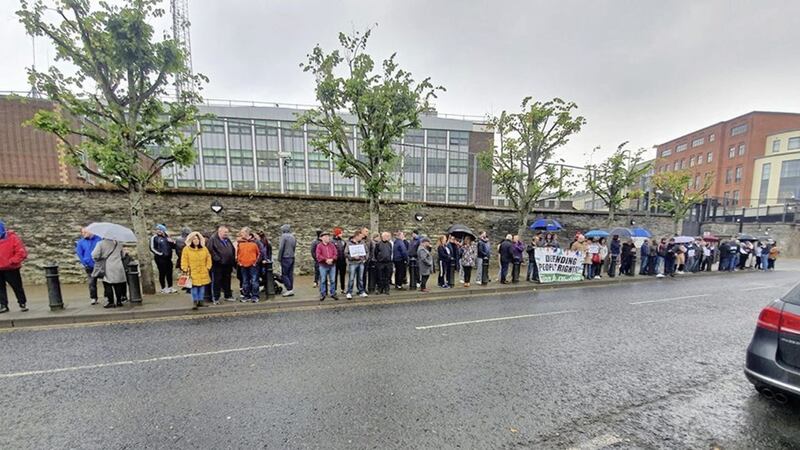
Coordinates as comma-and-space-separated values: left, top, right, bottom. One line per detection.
743, 286, 773, 291
415, 310, 577, 330
568, 433, 623, 450
630, 294, 710, 305
0, 342, 297, 380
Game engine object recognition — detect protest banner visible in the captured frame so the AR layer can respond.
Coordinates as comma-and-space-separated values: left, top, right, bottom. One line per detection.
534, 247, 584, 283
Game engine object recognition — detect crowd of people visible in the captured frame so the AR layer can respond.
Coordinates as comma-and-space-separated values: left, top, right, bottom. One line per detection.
0, 218, 785, 313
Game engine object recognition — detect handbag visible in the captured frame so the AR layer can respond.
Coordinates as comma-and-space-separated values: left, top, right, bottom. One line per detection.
591, 253, 601, 264
177, 274, 193, 288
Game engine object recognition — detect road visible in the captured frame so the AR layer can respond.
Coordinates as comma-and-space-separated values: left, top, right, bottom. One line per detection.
1, 267, 799, 449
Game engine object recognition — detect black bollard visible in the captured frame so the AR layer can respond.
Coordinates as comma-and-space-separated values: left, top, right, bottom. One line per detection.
511, 260, 521, 283
264, 260, 275, 298
126, 261, 143, 304
447, 262, 456, 288
481, 256, 490, 285
408, 257, 418, 291
44, 263, 64, 310
367, 260, 377, 294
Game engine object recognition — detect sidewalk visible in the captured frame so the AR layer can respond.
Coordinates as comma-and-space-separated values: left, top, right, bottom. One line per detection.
0, 266, 782, 329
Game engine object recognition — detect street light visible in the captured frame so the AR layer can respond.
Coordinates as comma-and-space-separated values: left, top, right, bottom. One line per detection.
210, 200, 223, 214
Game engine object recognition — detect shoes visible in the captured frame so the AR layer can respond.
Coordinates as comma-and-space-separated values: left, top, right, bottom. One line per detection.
0, 306, 8, 314
594, 276, 601, 280
319, 296, 325, 302
90, 298, 98, 305
168, 287, 178, 294
19, 304, 28, 312
383, 291, 390, 296
192, 304, 199, 310
212, 300, 220, 305
115, 302, 124, 307
224, 297, 236, 302
159, 288, 168, 294
421, 288, 429, 293
252, 299, 260, 304
346, 293, 353, 300
359, 292, 368, 298
198, 301, 209, 307
313, 282, 318, 288
103, 302, 115, 308
464, 283, 470, 287
240, 297, 248, 303
282, 290, 295, 297
331, 295, 339, 301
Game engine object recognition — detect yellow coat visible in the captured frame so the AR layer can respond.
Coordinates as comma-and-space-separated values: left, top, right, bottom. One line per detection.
180, 246, 212, 286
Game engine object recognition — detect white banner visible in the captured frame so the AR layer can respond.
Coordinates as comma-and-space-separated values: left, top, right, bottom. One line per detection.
534, 247, 584, 283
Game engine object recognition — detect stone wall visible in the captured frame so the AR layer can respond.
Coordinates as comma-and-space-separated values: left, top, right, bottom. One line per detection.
701, 222, 800, 258
0, 185, 675, 284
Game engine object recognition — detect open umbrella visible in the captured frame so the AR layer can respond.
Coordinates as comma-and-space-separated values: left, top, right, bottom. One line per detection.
701, 234, 720, 242
631, 227, 652, 238
737, 233, 758, 242
673, 236, 695, 244
608, 227, 633, 238
86, 222, 137, 243
530, 218, 562, 231
584, 229, 609, 239
446, 224, 476, 240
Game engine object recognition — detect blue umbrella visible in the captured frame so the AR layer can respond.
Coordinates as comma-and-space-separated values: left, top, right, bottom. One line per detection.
631, 227, 652, 238
530, 218, 563, 231
609, 227, 632, 238
584, 229, 609, 238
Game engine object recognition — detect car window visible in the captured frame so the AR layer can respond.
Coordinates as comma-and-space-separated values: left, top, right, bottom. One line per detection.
782, 282, 800, 305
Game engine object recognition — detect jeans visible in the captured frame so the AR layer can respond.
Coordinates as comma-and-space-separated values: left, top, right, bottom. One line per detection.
608, 256, 618, 277
347, 263, 365, 295
84, 266, 99, 300
500, 261, 510, 282
394, 260, 407, 287
476, 257, 484, 283
639, 257, 648, 275
241, 266, 260, 300
0, 269, 28, 307
190, 285, 206, 302
281, 258, 295, 291
527, 261, 538, 281
319, 264, 336, 297
726, 256, 737, 271
656, 256, 664, 274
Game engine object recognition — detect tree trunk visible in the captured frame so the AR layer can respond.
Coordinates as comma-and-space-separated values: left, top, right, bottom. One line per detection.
608, 205, 616, 222
369, 194, 380, 234
517, 207, 529, 237
673, 218, 680, 235
129, 187, 156, 294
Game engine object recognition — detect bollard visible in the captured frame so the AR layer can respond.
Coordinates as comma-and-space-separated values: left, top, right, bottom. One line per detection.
447, 262, 456, 288
367, 260, 377, 294
126, 261, 143, 304
511, 260, 521, 283
44, 263, 64, 310
481, 256, 490, 285
408, 257, 418, 291
264, 260, 275, 298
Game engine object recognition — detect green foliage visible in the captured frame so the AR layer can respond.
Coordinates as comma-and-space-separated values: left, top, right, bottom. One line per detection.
479, 97, 585, 230
17, 0, 206, 192
297, 29, 444, 201
585, 142, 652, 220
652, 168, 714, 227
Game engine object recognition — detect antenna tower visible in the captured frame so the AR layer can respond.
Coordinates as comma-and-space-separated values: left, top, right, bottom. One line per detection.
171, 0, 193, 99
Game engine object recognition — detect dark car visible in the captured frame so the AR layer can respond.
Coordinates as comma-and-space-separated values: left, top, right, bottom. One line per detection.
745, 282, 800, 404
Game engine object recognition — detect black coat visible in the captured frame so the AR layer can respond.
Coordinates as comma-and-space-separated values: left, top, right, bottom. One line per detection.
499, 239, 514, 263
208, 234, 236, 266
374, 241, 393, 263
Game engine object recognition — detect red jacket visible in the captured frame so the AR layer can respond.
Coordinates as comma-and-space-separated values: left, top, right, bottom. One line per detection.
0, 231, 28, 270
315, 242, 338, 266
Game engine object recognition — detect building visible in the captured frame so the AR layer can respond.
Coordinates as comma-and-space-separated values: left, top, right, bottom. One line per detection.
0, 95, 495, 206
750, 129, 800, 206
654, 111, 800, 208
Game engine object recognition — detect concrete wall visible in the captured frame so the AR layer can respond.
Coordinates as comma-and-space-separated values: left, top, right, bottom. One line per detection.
0, 185, 676, 284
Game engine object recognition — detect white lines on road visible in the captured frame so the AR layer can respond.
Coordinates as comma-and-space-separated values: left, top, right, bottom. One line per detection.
568, 433, 623, 450
742, 286, 774, 291
0, 342, 297, 380
415, 310, 577, 330
630, 294, 711, 305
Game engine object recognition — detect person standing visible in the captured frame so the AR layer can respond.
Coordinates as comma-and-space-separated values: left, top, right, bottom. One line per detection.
598, 237, 610, 278
174, 227, 191, 273
608, 235, 621, 277
460, 235, 477, 287
278, 224, 297, 297
639, 239, 650, 275
768, 242, 780, 270
619, 240, 632, 276
418, 237, 434, 292
92, 238, 127, 308
525, 235, 538, 282
393, 231, 409, 290
408, 230, 421, 288
310, 229, 322, 288
345, 232, 367, 299
76, 227, 102, 304
150, 224, 176, 294
332, 228, 348, 293
207, 225, 236, 304
315, 231, 339, 301
236, 229, 261, 303
0, 220, 29, 313
437, 235, 453, 288
476, 231, 490, 284
498, 234, 513, 284
375, 232, 393, 295
665, 238, 677, 277
180, 232, 212, 310
359, 227, 373, 292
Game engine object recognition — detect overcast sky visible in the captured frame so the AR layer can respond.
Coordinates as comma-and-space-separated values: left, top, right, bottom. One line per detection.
2, 0, 799, 166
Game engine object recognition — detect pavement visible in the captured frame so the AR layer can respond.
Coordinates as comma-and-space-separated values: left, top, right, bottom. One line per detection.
1, 261, 799, 448
0, 263, 785, 329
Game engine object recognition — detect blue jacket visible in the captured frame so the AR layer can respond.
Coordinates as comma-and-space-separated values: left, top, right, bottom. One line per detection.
150, 234, 174, 258
610, 240, 621, 256
392, 239, 409, 262
640, 242, 650, 258
76, 235, 101, 269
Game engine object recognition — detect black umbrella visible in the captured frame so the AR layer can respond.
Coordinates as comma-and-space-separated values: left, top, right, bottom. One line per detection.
609, 227, 633, 238
446, 224, 476, 240
737, 233, 758, 242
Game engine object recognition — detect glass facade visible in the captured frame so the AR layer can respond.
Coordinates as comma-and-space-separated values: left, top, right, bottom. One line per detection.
162, 114, 486, 205
779, 159, 800, 201
759, 163, 771, 205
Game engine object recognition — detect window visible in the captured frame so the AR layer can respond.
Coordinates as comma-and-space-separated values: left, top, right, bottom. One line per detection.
692, 137, 705, 147
789, 137, 800, 150
673, 161, 679, 171
725, 168, 733, 183
738, 144, 746, 156
661, 148, 672, 157
689, 156, 695, 167
679, 159, 685, 169
772, 139, 781, 153
759, 163, 771, 205
697, 153, 704, 165
723, 191, 730, 205
676, 143, 688, 152
735, 166, 742, 182
709, 133, 716, 142
732, 190, 739, 205
728, 147, 735, 158
707, 152, 713, 163
731, 124, 748, 136
778, 159, 800, 201
694, 174, 700, 189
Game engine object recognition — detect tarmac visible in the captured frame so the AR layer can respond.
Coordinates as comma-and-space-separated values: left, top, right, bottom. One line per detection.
0, 265, 769, 329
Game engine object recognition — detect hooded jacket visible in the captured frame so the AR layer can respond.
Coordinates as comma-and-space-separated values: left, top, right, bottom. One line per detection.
278, 225, 297, 260
180, 232, 212, 286
76, 234, 101, 269
418, 244, 434, 276
0, 230, 28, 271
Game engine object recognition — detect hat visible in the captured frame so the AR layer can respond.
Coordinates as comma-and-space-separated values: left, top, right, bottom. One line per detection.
320, 230, 331, 237
156, 224, 167, 233
421, 236, 431, 243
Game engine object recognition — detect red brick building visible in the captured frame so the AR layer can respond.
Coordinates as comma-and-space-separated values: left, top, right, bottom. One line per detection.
654, 112, 800, 207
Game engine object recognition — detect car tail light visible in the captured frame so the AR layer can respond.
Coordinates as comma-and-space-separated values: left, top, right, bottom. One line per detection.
757, 304, 783, 332
780, 309, 800, 335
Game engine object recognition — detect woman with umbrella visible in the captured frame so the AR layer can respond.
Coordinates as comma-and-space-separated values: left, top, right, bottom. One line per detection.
460, 235, 477, 287
92, 237, 128, 308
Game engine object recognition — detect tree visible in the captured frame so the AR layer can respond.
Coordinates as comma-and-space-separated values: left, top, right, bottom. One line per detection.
585, 142, 652, 222
479, 97, 585, 236
18, 0, 206, 294
652, 169, 713, 234
297, 29, 443, 232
